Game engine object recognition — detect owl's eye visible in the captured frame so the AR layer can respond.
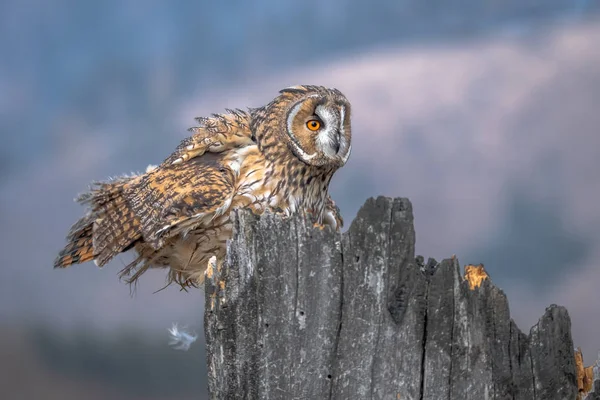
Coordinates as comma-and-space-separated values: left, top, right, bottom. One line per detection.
306, 120, 321, 131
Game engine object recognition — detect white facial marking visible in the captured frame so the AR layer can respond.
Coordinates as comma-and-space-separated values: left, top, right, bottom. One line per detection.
337, 105, 352, 163
287, 98, 318, 161
315, 105, 340, 158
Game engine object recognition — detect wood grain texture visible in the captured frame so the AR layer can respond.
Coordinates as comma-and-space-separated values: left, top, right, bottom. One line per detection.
205, 196, 585, 400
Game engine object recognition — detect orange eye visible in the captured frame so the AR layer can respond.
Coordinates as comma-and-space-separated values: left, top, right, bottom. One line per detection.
306, 120, 321, 131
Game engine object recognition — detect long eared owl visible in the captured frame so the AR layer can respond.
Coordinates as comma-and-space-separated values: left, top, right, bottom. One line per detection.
54, 85, 352, 288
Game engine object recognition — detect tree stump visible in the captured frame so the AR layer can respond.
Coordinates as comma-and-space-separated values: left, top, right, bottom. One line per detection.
205, 196, 595, 400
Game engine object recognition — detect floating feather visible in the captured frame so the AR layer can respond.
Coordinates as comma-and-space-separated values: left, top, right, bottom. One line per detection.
168, 323, 197, 351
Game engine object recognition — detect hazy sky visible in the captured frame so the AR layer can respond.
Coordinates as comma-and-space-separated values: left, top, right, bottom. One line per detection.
0, 2, 598, 360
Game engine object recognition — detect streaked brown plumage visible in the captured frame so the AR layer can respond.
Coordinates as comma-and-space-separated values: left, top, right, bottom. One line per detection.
54, 85, 352, 289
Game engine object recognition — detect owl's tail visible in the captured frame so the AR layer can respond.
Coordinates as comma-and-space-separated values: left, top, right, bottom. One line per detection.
54, 177, 142, 269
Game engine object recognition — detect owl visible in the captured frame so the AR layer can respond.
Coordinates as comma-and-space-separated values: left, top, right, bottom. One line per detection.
53, 85, 352, 289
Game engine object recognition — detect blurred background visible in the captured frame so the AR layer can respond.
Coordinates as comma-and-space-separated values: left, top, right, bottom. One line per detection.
1, 0, 600, 398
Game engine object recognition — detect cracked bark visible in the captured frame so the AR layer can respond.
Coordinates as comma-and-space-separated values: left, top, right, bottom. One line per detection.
205, 196, 584, 400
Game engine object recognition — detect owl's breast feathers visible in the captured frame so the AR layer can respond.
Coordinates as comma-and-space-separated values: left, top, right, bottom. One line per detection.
55, 104, 344, 288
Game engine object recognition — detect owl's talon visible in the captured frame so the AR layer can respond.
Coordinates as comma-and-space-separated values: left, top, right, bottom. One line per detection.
313, 222, 326, 230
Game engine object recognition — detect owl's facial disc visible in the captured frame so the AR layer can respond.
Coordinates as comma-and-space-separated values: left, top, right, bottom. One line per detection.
313, 104, 344, 158
285, 95, 352, 167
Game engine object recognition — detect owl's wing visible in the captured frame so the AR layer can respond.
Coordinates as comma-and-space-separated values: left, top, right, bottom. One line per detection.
128, 109, 253, 248
162, 109, 254, 166
124, 153, 236, 250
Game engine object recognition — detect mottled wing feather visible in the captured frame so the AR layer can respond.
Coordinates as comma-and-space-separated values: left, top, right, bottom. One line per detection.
93, 199, 142, 266
83, 177, 143, 266
55, 112, 250, 271
162, 109, 253, 166
54, 176, 143, 269
54, 213, 95, 267
124, 153, 235, 250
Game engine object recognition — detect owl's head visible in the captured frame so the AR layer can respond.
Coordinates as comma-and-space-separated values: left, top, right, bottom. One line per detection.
254, 85, 352, 168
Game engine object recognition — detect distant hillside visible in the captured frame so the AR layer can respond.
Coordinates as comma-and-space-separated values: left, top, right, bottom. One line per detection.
0, 326, 206, 400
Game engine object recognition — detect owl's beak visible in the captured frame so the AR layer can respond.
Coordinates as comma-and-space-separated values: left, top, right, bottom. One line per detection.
317, 126, 343, 160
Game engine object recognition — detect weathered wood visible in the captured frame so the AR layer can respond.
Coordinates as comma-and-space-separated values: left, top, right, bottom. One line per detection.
587, 373, 600, 400
205, 196, 584, 400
